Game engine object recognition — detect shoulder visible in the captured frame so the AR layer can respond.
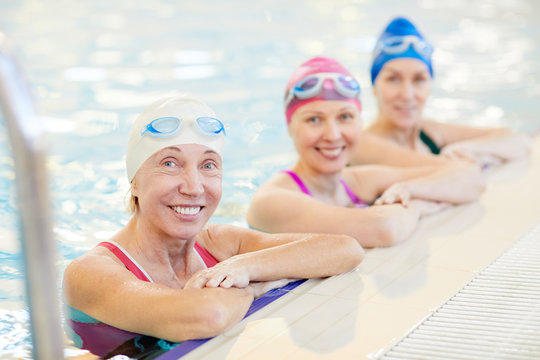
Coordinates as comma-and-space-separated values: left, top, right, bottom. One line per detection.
255, 171, 302, 193
62, 246, 130, 308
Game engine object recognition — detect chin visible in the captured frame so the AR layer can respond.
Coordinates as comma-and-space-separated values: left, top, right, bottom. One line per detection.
317, 160, 348, 174
393, 115, 419, 130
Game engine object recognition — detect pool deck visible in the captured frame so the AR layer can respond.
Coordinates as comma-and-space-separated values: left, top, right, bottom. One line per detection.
179, 135, 540, 360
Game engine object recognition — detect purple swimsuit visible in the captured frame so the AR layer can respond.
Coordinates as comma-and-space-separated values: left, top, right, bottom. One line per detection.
283, 170, 369, 208
65, 241, 218, 357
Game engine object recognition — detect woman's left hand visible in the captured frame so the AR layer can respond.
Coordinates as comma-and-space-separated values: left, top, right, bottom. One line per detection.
375, 182, 411, 206
184, 257, 251, 289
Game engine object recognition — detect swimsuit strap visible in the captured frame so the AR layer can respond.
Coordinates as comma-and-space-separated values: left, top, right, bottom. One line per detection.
193, 242, 219, 268
97, 241, 152, 282
283, 170, 313, 196
339, 179, 369, 208
284, 170, 369, 208
419, 129, 441, 155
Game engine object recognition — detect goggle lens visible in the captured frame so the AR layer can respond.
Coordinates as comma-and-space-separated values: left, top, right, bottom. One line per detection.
142, 117, 180, 137
296, 77, 320, 92
286, 73, 361, 106
141, 116, 226, 137
338, 76, 360, 91
197, 116, 226, 136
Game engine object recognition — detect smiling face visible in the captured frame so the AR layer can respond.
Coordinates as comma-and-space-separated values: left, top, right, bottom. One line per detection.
373, 58, 432, 130
131, 144, 222, 241
288, 100, 362, 174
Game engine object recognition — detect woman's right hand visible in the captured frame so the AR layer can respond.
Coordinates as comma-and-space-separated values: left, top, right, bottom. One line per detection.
184, 256, 251, 290
407, 199, 451, 218
248, 279, 293, 299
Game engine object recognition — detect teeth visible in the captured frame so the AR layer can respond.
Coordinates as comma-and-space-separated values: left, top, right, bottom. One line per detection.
319, 148, 342, 157
172, 206, 201, 215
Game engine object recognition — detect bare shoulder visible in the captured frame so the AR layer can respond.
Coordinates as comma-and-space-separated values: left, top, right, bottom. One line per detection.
64, 246, 121, 279
249, 171, 304, 213
62, 246, 136, 306
255, 171, 301, 194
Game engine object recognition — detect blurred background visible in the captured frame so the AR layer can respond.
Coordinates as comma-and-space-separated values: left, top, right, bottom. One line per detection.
0, 0, 539, 358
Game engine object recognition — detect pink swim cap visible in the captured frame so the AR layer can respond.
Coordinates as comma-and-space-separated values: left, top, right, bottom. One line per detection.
284, 56, 362, 124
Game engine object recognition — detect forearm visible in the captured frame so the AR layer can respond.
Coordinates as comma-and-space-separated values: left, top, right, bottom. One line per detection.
403, 160, 485, 204
237, 234, 364, 281
376, 204, 421, 246
445, 131, 532, 161
102, 286, 254, 342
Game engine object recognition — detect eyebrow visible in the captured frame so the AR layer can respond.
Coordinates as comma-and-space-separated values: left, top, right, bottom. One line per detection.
159, 146, 219, 157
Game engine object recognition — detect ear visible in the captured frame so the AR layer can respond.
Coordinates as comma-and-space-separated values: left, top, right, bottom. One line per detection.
130, 178, 138, 197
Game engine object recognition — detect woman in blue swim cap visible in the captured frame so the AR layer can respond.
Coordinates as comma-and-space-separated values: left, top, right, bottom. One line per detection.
355, 16, 531, 168
62, 95, 364, 358
247, 57, 485, 248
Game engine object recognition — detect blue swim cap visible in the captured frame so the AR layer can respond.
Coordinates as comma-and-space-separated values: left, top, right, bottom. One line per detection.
370, 17, 433, 84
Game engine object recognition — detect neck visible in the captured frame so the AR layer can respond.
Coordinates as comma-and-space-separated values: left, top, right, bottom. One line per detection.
374, 112, 419, 149
113, 215, 202, 287
292, 160, 342, 202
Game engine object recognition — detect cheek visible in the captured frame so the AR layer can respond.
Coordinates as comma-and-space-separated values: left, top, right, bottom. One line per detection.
205, 176, 223, 200
291, 126, 319, 148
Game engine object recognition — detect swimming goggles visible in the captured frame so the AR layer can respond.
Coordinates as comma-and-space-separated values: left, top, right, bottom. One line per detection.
373, 35, 433, 59
141, 116, 226, 138
284, 72, 361, 107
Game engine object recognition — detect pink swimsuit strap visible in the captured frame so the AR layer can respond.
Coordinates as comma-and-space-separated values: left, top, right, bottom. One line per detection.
98, 241, 151, 282
194, 241, 219, 268
283, 170, 369, 208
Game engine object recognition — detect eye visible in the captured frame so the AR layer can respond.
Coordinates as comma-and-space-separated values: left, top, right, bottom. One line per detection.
414, 73, 429, 83
307, 116, 321, 124
339, 112, 354, 121
202, 159, 220, 171
163, 160, 176, 167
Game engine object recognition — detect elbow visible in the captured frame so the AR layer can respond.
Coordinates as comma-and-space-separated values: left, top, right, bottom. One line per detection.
466, 162, 487, 200
357, 217, 399, 248
340, 235, 365, 267
451, 160, 486, 203
376, 227, 398, 248
197, 304, 232, 337
178, 303, 231, 340
168, 298, 245, 341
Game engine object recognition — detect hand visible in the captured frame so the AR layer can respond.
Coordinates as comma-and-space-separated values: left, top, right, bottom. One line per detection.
408, 199, 451, 218
184, 256, 251, 289
248, 279, 293, 299
440, 144, 477, 163
375, 183, 411, 206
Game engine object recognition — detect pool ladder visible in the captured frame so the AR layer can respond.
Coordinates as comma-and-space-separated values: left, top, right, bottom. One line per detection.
0, 33, 65, 359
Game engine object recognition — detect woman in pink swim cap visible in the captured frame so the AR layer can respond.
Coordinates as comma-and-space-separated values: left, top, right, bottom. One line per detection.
247, 56, 485, 248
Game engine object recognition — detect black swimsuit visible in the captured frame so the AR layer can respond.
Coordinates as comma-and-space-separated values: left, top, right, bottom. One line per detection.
419, 129, 441, 155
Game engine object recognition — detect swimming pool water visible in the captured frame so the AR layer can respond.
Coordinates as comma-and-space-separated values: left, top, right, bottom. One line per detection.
1, 0, 539, 358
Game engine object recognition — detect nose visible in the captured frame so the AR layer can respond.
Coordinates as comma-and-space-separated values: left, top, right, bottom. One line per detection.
399, 80, 415, 100
322, 119, 342, 141
178, 166, 204, 197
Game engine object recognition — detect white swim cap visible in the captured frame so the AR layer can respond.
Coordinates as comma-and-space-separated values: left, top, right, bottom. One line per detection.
126, 95, 225, 182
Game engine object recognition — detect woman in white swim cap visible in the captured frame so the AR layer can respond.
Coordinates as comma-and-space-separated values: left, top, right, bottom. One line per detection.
62, 95, 364, 358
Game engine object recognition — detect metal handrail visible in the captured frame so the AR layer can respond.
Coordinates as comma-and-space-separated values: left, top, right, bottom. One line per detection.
0, 32, 64, 359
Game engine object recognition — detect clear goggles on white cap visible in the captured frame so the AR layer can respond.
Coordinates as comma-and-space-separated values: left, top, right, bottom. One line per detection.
141, 116, 226, 138
284, 72, 361, 108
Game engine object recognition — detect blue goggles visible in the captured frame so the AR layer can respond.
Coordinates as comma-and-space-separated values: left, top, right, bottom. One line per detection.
285, 72, 361, 107
141, 116, 226, 138
374, 35, 433, 59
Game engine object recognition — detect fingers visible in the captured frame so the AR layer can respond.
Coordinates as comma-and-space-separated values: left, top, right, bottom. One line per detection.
375, 184, 410, 206
184, 272, 210, 289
